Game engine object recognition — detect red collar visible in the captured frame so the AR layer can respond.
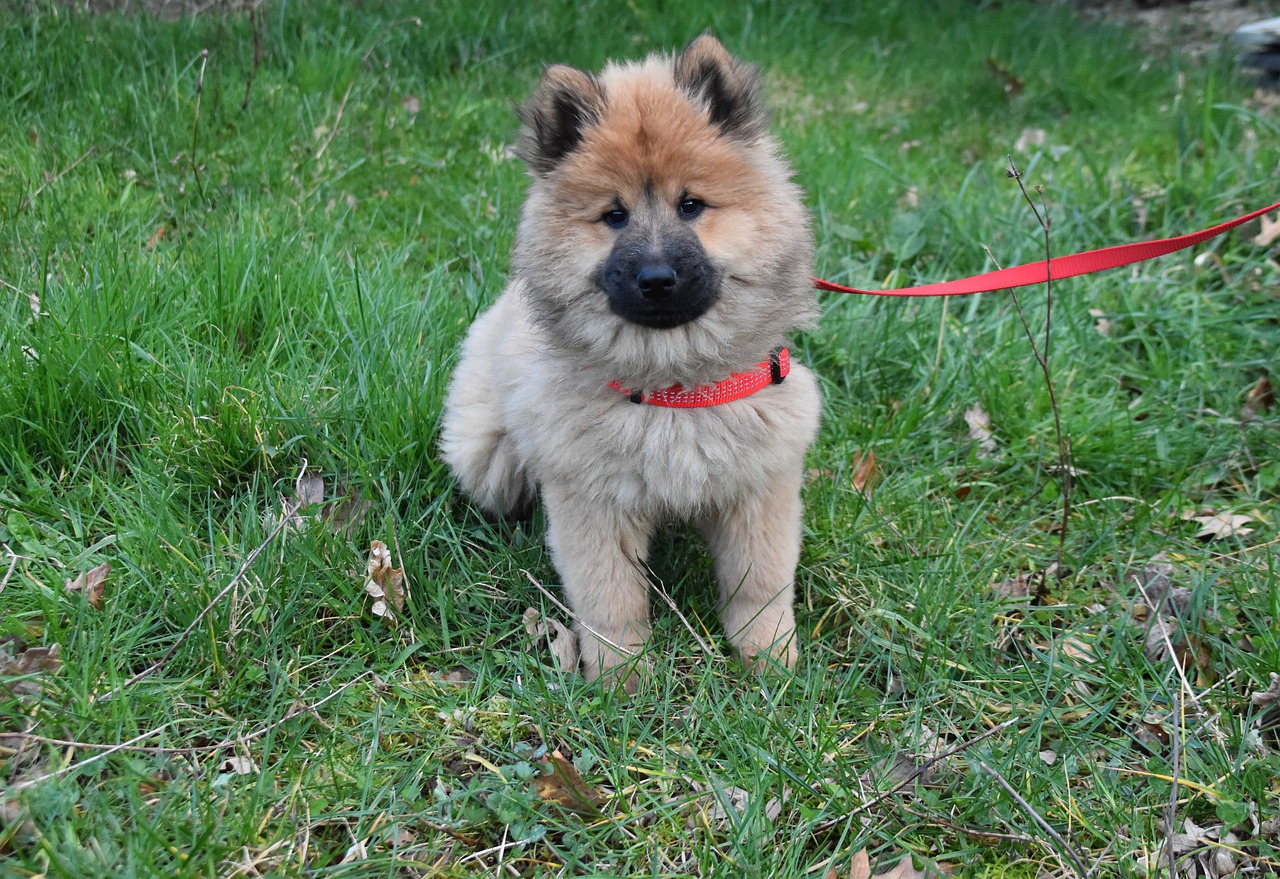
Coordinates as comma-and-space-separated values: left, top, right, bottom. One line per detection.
608, 348, 789, 408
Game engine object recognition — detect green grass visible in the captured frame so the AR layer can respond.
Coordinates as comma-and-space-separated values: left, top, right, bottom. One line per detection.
1, 1, 1278, 876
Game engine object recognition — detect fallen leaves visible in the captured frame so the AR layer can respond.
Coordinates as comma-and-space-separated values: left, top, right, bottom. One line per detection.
64, 561, 110, 608
533, 750, 606, 816
850, 449, 880, 495
364, 541, 406, 622
522, 608, 579, 673
0, 642, 61, 697
964, 404, 997, 458
1251, 672, 1280, 707
1188, 511, 1255, 541
1253, 211, 1280, 247
830, 849, 930, 879
1240, 376, 1273, 421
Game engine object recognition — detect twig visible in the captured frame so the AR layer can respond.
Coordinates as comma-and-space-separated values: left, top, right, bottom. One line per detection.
96, 494, 299, 701
313, 17, 422, 160
12, 673, 371, 791
522, 569, 628, 656
18, 146, 97, 212
0, 551, 16, 594
241, 6, 262, 111
1166, 690, 1183, 879
190, 49, 210, 199
647, 569, 714, 654
846, 718, 1020, 819
19, 673, 370, 758
977, 760, 1089, 878
1005, 157, 1073, 575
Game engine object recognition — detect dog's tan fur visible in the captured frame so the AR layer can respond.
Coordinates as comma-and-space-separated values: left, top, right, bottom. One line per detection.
441, 35, 820, 689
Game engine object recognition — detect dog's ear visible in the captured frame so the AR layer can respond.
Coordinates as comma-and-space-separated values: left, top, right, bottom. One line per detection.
517, 65, 605, 176
674, 33, 767, 141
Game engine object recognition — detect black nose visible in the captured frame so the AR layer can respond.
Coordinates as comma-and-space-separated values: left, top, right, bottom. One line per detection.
636, 263, 677, 300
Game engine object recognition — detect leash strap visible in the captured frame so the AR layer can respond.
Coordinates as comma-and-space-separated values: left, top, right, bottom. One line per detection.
812, 200, 1279, 298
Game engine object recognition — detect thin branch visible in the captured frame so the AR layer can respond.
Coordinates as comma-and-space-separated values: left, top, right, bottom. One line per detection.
240, 6, 262, 111
12, 673, 371, 791
977, 760, 1089, 878
1166, 691, 1183, 879
835, 718, 1020, 823
96, 495, 299, 701
1005, 157, 1073, 575
18, 146, 98, 212
190, 49, 210, 199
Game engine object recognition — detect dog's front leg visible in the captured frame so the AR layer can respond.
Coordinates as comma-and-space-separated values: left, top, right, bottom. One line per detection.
542, 485, 652, 692
699, 471, 802, 672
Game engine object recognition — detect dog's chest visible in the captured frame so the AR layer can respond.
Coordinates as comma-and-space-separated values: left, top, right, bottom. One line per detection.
509, 366, 820, 516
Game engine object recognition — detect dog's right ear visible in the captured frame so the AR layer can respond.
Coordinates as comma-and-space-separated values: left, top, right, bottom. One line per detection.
517, 65, 605, 176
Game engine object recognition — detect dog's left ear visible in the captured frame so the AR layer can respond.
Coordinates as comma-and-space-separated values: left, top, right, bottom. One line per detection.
674, 33, 767, 142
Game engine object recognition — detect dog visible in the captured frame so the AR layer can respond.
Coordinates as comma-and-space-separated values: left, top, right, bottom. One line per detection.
440, 34, 821, 690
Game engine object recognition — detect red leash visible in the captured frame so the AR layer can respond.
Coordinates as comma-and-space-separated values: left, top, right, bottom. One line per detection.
812, 200, 1279, 297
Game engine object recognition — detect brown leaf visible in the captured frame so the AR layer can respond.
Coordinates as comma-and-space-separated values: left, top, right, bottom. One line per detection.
534, 751, 606, 815
875, 856, 929, 879
64, 561, 110, 609
1192, 512, 1255, 541
964, 404, 996, 458
1242, 376, 1274, 421
364, 540, 406, 620
1254, 212, 1280, 247
849, 849, 873, 879
0, 643, 61, 697
522, 608, 579, 673
850, 449, 879, 495
1251, 672, 1280, 707
985, 57, 1024, 95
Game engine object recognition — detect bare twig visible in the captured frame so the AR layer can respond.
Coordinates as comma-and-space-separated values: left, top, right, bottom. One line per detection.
12, 673, 372, 791
1166, 691, 1183, 879
96, 494, 299, 702
190, 49, 210, 199
522, 569, 627, 656
1005, 158, 1073, 575
241, 6, 262, 111
838, 718, 1020, 821
977, 760, 1089, 877
0, 551, 16, 594
18, 146, 97, 212
314, 16, 422, 160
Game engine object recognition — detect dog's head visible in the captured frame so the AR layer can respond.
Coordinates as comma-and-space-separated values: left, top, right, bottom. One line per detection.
511, 35, 815, 387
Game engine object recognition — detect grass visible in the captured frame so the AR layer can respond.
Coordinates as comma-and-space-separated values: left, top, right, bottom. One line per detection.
1, 0, 1278, 876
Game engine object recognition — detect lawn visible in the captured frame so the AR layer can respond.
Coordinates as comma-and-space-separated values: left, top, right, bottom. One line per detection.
1, 1, 1278, 877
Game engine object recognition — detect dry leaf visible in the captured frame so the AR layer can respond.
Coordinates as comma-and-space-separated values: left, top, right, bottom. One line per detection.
1241, 376, 1274, 421
340, 841, 368, 864
850, 449, 879, 495
1014, 127, 1046, 152
1088, 308, 1114, 336
221, 755, 258, 776
534, 751, 606, 816
875, 857, 928, 879
848, 849, 873, 879
1251, 672, 1280, 706
364, 540, 406, 620
1192, 512, 1255, 540
64, 561, 110, 608
522, 608, 580, 673
1254, 212, 1280, 247
964, 404, 996, 458
0, 643, 61, 697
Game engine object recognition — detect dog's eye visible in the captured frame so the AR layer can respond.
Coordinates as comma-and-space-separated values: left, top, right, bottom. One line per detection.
602, 207, 629, 229
678, 198, 705, 219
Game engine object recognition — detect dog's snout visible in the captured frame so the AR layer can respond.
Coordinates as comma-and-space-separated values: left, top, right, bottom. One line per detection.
636, 263, 677, 300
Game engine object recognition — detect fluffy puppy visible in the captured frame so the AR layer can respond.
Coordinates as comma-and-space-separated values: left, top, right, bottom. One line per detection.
441, 34, 820, 689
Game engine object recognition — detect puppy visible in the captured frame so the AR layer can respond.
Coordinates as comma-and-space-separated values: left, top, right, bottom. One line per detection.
441, 34, 820, 689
